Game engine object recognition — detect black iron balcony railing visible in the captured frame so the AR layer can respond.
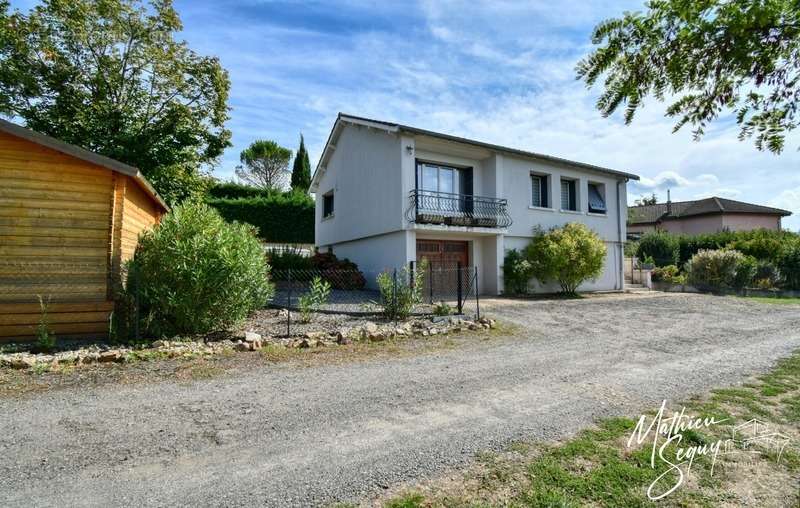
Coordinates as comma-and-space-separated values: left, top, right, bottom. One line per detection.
405, 189, 512, 228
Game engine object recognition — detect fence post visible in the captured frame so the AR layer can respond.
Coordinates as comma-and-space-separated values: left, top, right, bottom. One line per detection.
409, 260, 415, 289
287, 268, 292, 336
475, 266, 480, 321
392, 268, 398, 327
456, 261, 463, 314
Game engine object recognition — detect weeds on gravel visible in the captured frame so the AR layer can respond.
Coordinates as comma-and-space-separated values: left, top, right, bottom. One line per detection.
381, 350, 800, 507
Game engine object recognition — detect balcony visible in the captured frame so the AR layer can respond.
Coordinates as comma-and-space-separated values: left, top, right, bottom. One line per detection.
405, 189, 512, 228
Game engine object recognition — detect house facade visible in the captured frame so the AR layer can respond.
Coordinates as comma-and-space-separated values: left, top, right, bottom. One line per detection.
311, 114, 639, 295
627, 197, 791, 238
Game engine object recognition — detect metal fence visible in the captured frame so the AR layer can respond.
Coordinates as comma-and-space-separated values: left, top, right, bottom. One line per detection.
270, 263, 480, 335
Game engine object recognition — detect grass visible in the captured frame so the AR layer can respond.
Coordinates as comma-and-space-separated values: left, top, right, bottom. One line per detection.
740, 295, 800, 305
380, 350, 800, 507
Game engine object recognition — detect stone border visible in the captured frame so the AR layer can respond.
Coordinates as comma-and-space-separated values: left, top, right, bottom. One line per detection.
0, 317, 497, 371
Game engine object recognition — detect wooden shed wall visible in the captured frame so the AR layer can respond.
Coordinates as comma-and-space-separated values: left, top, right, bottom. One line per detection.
0, 132, 163, 341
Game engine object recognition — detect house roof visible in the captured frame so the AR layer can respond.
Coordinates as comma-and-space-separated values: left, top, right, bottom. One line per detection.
310, 113, 640, 191
628, 197, 791, 224
0, 118, 169, 211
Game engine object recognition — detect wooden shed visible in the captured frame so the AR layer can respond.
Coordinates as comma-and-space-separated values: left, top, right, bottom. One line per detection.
0, 119, 168, 341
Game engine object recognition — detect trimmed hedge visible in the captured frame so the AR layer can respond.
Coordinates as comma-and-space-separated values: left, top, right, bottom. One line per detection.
207, 193, 314, 243
207, 181, 278, 200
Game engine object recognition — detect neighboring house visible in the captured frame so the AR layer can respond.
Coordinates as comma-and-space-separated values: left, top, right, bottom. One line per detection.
0, 119, 168, 341
310, 113, 640, 295
627, 197, 791, 238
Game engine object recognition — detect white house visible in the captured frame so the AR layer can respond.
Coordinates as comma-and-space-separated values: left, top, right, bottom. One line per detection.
310, 113, 640, 294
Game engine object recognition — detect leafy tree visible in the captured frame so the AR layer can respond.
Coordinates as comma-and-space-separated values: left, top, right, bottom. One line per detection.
290, 134, 312, 191
235, 139, 292, 190
577, 0, 800, 153
0, 0, 231, 204
524, 223, 607, 294
634, 193, 658, 206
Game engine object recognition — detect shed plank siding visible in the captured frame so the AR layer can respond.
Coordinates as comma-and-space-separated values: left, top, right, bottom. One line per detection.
0, 129, 164, 341
0, 132, 113, 339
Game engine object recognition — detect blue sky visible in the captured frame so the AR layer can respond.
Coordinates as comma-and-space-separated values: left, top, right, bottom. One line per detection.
11, 0, 800, 230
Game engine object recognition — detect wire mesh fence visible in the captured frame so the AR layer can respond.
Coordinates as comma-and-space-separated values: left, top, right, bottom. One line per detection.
270, 263, 480, 335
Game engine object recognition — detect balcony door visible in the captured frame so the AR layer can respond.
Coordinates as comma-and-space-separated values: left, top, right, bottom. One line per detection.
415, 162, 473, 216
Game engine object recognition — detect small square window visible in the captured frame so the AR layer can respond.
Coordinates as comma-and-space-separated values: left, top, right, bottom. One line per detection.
531, 174, 549, 208
588, 183, 606, 214
322, 191, 334, 218
560, 179, 577, 211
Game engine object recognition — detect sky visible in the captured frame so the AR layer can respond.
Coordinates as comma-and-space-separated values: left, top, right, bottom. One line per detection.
10, 0, 800, 230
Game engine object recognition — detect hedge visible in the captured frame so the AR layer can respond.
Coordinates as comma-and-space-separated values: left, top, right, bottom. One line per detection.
207, 194, 314, 244
207, 181, 279, 200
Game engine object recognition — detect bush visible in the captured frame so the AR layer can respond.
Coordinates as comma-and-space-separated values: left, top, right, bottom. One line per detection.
777, 243, 800, 290
524, 223, 607, 294
128, 202, 274, 337
207, 192, 314, 244
207, 181, 279, 200
375, 263, 424, 320
297, 276, 331, 323
732, 255, 757, 290
502, 249, 534, 295
651, 265, 686, 284
266, 247, 313, 271
685, 249, 750, 290
311, 252, 367, 289
636, 231, 679, 267
433, 301, 452, 316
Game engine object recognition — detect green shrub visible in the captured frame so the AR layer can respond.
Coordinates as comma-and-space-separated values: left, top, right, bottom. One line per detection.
778, 243, 800, 290
207, 192, 314, 244
502, 249, 534, 295
432, 301, 453, 316
524, 223, 607, 294
207, 181, 279, 200
128, 202, 274, 337
375, 263, 424, 320
636, 231, 679, 267
651, 265, 685, 284
297, 276, 331, 323
266, 247, 313, 271
754, 260, 781, 287
685, 249, 749, 290
732, 255, 758, 290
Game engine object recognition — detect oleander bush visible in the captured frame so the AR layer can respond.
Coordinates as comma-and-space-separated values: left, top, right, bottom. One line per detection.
651, 265, 686, 284
127, 202, 274, 337
685, 249, 751, 290
777, 243, 800, 290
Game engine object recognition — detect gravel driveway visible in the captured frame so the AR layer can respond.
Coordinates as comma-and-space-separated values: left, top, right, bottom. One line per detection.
2, 293, 799, 507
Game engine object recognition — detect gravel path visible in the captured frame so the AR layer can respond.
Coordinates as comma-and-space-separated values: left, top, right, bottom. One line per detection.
1, 293, 799, 507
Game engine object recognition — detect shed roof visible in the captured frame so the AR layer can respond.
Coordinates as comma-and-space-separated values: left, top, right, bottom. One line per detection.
628, 196, 791, 224
0, 118, 168, 211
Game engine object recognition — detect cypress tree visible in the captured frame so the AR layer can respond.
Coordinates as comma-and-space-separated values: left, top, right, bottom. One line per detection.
290, 134, 312, 191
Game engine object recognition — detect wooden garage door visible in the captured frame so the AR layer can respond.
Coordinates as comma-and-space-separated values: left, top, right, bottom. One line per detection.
416, 240, 469, 269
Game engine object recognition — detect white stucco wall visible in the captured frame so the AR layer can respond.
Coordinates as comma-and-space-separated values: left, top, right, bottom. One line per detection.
327, 230, 413, 288
315, 125, 402, 248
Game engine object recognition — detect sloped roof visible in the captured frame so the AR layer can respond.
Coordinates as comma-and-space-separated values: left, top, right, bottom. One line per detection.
311, 113, 640, 191
0, 118, 168, 211
628, 197, 791, 224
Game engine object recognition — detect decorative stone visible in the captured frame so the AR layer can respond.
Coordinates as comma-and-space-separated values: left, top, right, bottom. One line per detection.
364, 322, 379, 334
234, 342, 250, 352
9, 356, 35, 370
299, 338, 317, 348
98, 351, 120, 363
244, 331, 262, 343
337, 335, 352, 345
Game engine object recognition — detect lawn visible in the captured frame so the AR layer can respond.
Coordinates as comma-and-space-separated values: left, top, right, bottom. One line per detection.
378, 351, 800, 507
742, 295, 800, 305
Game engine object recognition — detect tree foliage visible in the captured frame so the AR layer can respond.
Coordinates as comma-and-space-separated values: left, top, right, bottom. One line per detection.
290, 134, 312, 192
235, 139, 292, 190
577, 0, 800, 153
634, 193, 658, 206
524, 223, 607, 294
0, 0, 232, 204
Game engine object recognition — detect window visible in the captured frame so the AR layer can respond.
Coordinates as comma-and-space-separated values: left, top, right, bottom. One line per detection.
561, 179, 577, 211
588, 183, 607, 214
322, 191, 334, 218
530, 174, 549, 208
416, 162, 462, 194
